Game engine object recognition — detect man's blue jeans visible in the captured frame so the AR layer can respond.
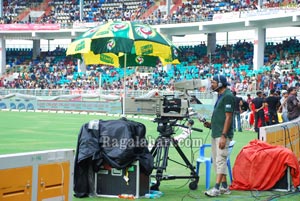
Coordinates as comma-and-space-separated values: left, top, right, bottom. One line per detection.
282, 112, 289, 122
233, 111, 242, 132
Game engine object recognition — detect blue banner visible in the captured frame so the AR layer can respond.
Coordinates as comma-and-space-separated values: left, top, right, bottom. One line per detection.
0, 98, 37, 110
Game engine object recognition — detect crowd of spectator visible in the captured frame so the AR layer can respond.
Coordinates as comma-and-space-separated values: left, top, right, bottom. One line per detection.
1, 0, 299, 25
1, 0, 300, 94
1, 0, 44, 24
39, 0, 155, 25
1, 37, 300, 94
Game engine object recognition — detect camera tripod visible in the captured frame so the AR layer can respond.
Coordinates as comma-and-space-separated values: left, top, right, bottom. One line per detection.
150, 118, 202, 190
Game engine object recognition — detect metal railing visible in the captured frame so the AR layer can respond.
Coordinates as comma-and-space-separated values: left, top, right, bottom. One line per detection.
0, 88, 216, 100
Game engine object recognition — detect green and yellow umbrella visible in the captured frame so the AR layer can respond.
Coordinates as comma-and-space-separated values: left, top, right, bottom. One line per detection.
88, 21, 179, 59
67, 21, 180, 65
66, 21, 181, 115
79, 51, 179, 67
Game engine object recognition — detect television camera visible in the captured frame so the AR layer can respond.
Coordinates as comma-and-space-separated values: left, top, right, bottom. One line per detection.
124, 79, 208, 119
152, 79, 208, 137
136, 80, 209, 191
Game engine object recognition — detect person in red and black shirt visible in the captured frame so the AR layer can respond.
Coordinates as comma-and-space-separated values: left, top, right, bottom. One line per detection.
265, 88, 281, 125
250, 91, 267, 136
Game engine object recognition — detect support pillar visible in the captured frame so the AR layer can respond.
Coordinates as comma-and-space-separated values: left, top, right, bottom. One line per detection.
78, 59, 86, 73
79, 0, 83, 21
161, 32, 172, 70
0, 0, 3, 17
253, 27, 265, 71
48, 40, 51, 52
257, 0, 263, 10
0, 37, 6, 76
226, 32, 229, 45
166, 0, 171, 17
32, 39, 41, 59
207, 33, 216, 55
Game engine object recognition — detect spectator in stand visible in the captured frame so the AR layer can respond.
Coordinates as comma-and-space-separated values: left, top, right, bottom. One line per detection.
264, 88, 281, 125
239, 80, 248, 92
0, 77, 4, 88
287, 87, 300, 121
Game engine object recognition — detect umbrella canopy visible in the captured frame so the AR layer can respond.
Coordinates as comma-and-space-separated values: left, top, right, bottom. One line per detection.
79, 51, 179, 67
89, 21, 178, 58
66, 21, 181, 115
66, 21, 180, 65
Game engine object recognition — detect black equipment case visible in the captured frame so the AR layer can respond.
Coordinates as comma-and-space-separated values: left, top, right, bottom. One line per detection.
95, 161, 150, 198
272, 167, 292, 192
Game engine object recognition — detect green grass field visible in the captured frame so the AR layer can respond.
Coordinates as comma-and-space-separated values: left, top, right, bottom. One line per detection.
0, 111, 299, 201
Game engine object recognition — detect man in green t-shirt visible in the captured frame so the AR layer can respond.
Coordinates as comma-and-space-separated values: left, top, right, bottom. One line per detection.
201, 74, 235, 197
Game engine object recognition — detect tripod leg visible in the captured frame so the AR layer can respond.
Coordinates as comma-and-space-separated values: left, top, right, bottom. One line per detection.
150, 136, 199, 190
171, 138, 199, 190
150, 137, 171, 190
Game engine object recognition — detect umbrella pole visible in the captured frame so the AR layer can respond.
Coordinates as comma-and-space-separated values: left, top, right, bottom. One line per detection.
99, 72, 102, 101
122, 53, 127, 116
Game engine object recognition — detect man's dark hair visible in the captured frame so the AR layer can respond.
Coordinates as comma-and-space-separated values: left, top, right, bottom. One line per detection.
270, 88, 276, 94
256, 91, 262, 96
288, 87, 296, 94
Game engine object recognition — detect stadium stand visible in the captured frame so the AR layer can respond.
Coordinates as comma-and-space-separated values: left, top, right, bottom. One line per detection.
2, 0, 298, 25
1, 0, 300, 93
1, 37, 300, 93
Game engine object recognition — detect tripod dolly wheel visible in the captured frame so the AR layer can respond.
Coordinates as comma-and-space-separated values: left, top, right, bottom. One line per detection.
189, 181, 198, 190
150, 181, 160, 191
